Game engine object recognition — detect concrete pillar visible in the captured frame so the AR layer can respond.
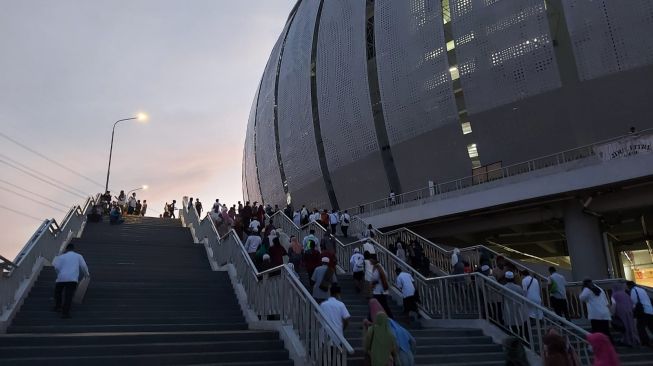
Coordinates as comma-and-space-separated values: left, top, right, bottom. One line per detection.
564, 202, 609, 281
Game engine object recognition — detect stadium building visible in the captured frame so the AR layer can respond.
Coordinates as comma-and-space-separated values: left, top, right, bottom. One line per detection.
243, 0, 653, 281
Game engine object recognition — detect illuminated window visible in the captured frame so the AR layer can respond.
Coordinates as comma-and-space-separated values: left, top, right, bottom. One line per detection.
467, 143, 479, 158
461, 122, 472, 134
449, 66, 460, 80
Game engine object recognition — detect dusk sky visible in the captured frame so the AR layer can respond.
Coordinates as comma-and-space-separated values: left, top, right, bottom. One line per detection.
0, 0, 295, 259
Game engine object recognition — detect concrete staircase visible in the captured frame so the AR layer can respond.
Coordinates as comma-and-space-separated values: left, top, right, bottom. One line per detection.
0, 216, 292, 366
336, 277, 504, 365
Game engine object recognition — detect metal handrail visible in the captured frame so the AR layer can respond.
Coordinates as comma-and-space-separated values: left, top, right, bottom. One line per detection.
270, 210, 595, 363
180, 198, 354, 364
334, 235, 593, 364
347, 127, 653, 216
565, 279, 653, 320
357, 216, 551, 284
1, 194, 98, 318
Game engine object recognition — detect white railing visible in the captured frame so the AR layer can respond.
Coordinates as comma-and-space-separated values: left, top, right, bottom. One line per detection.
180, 199, 354, 365
566, 279, 653, 321
348, 215, 558, 299
347, 128, 653, 217
270, 210, 594, 363
334, 236, 592, 363
1, 194, 98, 321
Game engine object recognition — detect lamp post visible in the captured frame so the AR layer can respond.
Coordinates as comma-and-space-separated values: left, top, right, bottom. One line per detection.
127, 185, 148, 197
104, 113, 147, 193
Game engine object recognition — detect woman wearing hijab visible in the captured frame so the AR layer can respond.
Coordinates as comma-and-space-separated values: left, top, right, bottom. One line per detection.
364, 299, 415, 365
543, 331, 573, 366
364, 311, 397, 366
587, 333, 621, 366
288, 235, 303, 268
610, 283, 639, 347
269, 237, 287, 267
396, 243, 407, 262
504, 337, 530, 366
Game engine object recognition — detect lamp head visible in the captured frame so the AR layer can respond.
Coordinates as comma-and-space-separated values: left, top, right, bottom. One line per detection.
142, 185, 149, 190
136, 113, 148, 122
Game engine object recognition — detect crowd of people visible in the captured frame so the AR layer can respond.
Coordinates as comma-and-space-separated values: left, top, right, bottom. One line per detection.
87, 190, 150, 225
185, 196, 653, 365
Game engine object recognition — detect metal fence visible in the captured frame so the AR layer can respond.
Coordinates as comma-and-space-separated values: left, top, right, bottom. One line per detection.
180, 199, 354, 365
270, 210, 594, 363
346, 128, 653, 217
1, 194, 98, 319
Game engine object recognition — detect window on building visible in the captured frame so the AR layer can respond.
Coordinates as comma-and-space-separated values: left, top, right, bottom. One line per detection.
467, 143, 479, 158
461, 122, 472, 134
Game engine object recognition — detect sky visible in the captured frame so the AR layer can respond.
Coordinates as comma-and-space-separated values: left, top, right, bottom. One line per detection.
0, 0, 295, 259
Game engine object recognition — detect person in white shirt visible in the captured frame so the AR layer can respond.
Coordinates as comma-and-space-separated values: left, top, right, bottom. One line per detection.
248, 218, 261, 234
244, 232, 262, 263
521, 270, 543, 320
320, 285, 350, 339
339, 210, 351, 238
395, 267, 417, 320
127, 193, 137, 215
362, 224, 374, 239
293, 211, 301, 227
52, 244, 89, 318
370, 255, 393, 318
140, 200, 148, 216
362, 240, 376, 255
579, 278, 613, 342
350, 248, 365, 293
212, 199, 221, 212
547, 267, 569, 320
328, 210, 339, 236
627, 281, 653, 347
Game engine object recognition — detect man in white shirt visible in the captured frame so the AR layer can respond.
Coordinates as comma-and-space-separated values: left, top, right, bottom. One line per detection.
320, 285, 350, 339
141, 200, 148, 216
339, 210, 350, 238
350, 248, 365, 293
627, 281, 653, 347
248, 217, 261, 234
312, 257, 337, 303
127, 193, 137, 215
244, 232, 262, 263
395, 267, 417, 320
52, 244, 90, 318
521, 270, 543, 320
370, 256, 393, 318
328, 210, 339, 236
212, 199, 221, 212
548, 267, 569, 320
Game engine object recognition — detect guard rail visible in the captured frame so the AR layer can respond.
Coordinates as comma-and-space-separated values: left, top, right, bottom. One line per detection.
180, 198, 354, 365
1, 194, 98, 322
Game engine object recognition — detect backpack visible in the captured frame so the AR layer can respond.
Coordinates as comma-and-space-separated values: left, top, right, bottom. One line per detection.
353, 255, 364, 272
319, 267, 335, 292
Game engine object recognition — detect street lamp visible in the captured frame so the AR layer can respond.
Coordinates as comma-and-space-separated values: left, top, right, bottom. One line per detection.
104, 114, 148, 193
127, 185, 148, 197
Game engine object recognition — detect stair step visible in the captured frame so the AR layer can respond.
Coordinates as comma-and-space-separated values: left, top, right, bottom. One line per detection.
8, 322, 249, 334
0, 349, 291, 366
0, 331, 280, 347
0, 340, 285, 358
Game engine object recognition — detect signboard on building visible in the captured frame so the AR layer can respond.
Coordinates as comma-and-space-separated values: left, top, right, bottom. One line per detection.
594, 136, 653, 161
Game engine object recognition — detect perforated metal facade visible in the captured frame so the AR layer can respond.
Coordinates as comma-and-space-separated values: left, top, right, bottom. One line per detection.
242, 0, 653, 210
375, 0, 458, 145
316, 0, 378, 170
276, 0, 331, 209
255, 26, 288, 207
244, 84, 262, 204
561, 0, 653, 81
450, 0, 561, 114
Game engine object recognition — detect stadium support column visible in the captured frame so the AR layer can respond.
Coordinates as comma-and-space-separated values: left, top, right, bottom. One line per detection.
564, 201, 609, 281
